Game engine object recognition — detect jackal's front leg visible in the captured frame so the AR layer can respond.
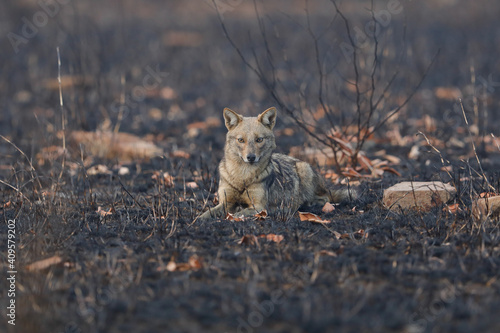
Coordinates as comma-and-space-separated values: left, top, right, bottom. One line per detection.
236, 186, 267, 217
199, 200, 240, 220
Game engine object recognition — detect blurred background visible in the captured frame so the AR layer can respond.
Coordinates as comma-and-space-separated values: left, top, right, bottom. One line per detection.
2, 2, 500, 332
1, 0, 500, 158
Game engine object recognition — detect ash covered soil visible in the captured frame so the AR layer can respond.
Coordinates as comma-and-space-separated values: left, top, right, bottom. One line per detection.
1, 1, 500, 333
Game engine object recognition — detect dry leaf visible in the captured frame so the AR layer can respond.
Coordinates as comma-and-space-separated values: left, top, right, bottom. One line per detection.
318, 250, 337, 257
354, 229, 366, 238
383, 154, 401, 165
152, 171, 175, 187
381, 166, 401, 176
225, 212, 245, 221
479, 192, 497, 198
298, 211, 331, 224
160, 86, 178, 100
171, 150, 190, 159
36, 146, 68, 166
118, 166, 130, 175
330, 136, 355, 155
164, 255, 202, 272
238, 235, 259, 246
26, 255, 63, 271
332, 230, 342, 239
342, 167, 367, 178
434, 86, 462, 100
444, 203, 461, 214
188, 255, 203, 270
340, 233, 351, 239
87, 164, 112, 176
186, 182, 198, 189
324, 170, 340, 182
277, 128, 295, 136
258, 234, 284, 244
97, 206, 114, 217
166, 261, 177, 272
254, 210, 268, 220
162, 31, 202, 47
322, 202, 336, 213
42, 75, 93, 90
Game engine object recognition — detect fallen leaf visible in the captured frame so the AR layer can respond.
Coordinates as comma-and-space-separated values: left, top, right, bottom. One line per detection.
276, 128, 295, 136
188, 255, 203, 270
36, 145, 68, 166
383, 154, 401, 165
354, 229, 366, 238
254, 210, 268, 220
357, 153, 373, 171
318, 250, 337, 257
42, 75, 93, 90
97, 206, 114, 216
381, 166, 401, 176
322, 202, 336, 213
440, 165, 453, 172
238, 235, 259, 246
152, 171, 175, 187
444, 203, 461, 214
434, 86, 462, 100
164, 255, 202, 272
166, 261, 177, 272
87, 164, 112, 176
160, 86, 178, 100
340, 233, 351, 239
298, 211, 331, 224
479, 192, 498, 198
186, 181, 198, 189
330, 136, 355, 155
225, 212, 245, 221
342, 167, 368, 178
258, 234, 284, 244
172, 150, 190, 159
162, 31, 203, 47
26, 255, 63, 271
324, 170, 340, 182
118, 166, 130, 175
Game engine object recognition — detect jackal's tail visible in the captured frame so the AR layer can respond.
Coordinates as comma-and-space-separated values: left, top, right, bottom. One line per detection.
328, 186, 358, 203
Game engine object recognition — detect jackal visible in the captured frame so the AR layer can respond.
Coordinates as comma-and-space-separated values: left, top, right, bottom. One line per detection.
199, 107, 354, 219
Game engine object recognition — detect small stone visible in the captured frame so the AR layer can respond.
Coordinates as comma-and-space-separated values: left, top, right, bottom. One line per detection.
472, 196, 500, 221
383, 181, 456, 212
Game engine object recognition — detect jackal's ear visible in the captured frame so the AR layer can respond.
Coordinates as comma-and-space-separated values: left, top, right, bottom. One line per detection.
223, 108, 243, 130
257, 107, 277, 130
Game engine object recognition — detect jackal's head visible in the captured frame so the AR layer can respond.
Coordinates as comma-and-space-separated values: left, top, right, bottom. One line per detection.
223, 107, 277, 164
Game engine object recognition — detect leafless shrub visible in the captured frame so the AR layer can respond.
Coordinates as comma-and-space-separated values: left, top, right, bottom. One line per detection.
214, 0, 437, 172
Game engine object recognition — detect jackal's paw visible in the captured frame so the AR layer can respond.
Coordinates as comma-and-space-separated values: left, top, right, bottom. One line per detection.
236, 208, 264, 217
198, 203, 225, 220
198, 210, 212, 220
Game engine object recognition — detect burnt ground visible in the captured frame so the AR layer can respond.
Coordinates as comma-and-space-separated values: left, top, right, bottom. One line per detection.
1, 1, 500, 333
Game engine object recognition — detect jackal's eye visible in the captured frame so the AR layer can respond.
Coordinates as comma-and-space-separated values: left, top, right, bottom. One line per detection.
256, 137, 264, 143
237, 138, 244, 143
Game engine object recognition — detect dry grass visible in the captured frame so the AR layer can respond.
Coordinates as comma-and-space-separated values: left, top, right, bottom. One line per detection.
1, 1, 500, 333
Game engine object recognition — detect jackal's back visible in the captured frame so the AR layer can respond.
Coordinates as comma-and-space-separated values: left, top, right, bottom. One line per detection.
266, 153, 328, 210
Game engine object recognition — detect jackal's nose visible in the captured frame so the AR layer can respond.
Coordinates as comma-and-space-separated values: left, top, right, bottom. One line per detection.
247, 154, 256, 162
